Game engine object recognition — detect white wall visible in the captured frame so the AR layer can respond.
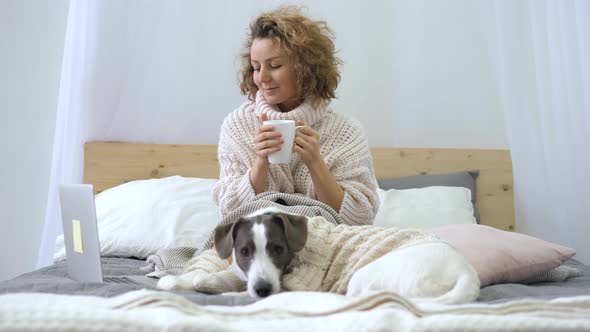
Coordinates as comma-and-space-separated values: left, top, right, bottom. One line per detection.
0, 0, 69, 281
85, 0, 508, 149
320, 0, 507, 149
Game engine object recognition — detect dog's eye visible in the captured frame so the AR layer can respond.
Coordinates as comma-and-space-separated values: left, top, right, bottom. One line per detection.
240, 247, 249, 256
272, 245, 284, 255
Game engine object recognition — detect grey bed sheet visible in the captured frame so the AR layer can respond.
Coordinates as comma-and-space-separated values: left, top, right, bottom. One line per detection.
0, 257, 256, 306
1, 257, 588, 305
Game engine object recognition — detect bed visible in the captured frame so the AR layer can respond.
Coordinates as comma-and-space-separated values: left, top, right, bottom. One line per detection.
1, 142, 589, 331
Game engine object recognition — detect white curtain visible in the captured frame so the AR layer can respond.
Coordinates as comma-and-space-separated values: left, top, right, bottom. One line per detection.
493, 0, 590, 263
36, 0, 97, 268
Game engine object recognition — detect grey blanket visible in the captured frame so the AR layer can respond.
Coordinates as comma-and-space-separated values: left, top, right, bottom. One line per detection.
0, 257, 256, 306
144, 192, 341, 277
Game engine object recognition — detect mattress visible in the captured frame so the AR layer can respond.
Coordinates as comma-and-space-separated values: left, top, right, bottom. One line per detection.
1, 257, 588, 305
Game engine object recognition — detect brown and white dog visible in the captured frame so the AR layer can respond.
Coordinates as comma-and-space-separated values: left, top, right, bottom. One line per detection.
158, 207, 480, 303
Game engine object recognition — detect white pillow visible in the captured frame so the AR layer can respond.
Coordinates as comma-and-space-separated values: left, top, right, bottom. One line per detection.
373, 186, 476, 228
53, 176, 221, 261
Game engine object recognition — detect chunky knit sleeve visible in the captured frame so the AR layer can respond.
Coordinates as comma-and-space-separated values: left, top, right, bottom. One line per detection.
320, 115, 380, 226
212, 104, 260, 213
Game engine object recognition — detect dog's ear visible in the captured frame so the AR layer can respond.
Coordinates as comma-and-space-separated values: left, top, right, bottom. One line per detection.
214, 218, 245, 259
276, 213, 308, 252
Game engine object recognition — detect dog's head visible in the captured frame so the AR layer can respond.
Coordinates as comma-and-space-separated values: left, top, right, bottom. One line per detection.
213, 208, 308, 298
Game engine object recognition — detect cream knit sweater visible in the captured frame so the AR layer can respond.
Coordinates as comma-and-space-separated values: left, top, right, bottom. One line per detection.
185, 216, 440, 295
212, 92, 379, 226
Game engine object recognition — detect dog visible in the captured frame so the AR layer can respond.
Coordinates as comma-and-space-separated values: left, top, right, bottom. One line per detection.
158, 207, 480, 303
214, 207, 308, 298
157, 207, 307, 298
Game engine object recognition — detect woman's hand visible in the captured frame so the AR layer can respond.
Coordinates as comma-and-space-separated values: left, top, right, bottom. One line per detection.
294, 120, 321, 166
250, 113, 279, 194
295, 120, 344, 211
253, 113, 283, 161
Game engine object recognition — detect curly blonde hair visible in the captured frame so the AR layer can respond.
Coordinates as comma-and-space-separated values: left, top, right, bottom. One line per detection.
239, 6, 342, 107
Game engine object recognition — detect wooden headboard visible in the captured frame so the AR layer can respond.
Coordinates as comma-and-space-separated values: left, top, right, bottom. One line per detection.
84, 142, 515, 231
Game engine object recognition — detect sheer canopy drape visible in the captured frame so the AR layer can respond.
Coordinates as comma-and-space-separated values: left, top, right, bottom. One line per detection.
36, 0, 96, 267
493, 0, 590, 262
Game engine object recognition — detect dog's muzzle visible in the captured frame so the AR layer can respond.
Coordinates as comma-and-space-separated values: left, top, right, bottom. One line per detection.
254, 280, 273, 298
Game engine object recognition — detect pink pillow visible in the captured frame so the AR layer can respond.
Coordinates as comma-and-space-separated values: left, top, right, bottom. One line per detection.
429, 224, 576, 287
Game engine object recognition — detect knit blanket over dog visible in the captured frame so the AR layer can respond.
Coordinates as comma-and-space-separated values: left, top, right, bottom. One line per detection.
283, 216, 440, 293
163, 216, 440, 295
144, 192, 341, 278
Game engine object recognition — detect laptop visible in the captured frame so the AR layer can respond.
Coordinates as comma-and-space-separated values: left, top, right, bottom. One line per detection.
59, 183, 158, 288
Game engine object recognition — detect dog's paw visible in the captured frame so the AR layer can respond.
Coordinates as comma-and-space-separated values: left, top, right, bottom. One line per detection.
157, 276, 178, 290
191, 271, 246, 294
191, 273, 209, 290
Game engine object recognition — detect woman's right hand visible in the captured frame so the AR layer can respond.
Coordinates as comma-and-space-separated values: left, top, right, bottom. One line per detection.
253, 113, 283, 160
250, 113, 281, 194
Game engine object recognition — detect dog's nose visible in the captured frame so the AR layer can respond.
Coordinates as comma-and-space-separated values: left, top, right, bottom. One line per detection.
254, 281, 273, 298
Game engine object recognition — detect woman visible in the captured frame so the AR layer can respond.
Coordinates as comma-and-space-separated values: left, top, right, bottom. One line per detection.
213, 6, 379, 225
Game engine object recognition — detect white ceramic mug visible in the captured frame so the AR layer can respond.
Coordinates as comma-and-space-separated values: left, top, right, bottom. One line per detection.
263, 119, 296, 164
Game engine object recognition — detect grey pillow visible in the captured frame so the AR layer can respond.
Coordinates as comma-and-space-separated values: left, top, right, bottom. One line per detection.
377, 171, 480, 224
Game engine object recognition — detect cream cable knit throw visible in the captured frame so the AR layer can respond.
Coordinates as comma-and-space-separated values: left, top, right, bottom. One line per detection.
4, 291, 590, 332
212, 92, 379, 226
185, 216, 440, 295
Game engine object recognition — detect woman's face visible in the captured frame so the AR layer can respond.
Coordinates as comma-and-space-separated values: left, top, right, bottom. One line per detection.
251, 38, 299, 112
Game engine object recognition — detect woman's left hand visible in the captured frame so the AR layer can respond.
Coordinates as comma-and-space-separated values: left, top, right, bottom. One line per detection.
294, 121, 321, 166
